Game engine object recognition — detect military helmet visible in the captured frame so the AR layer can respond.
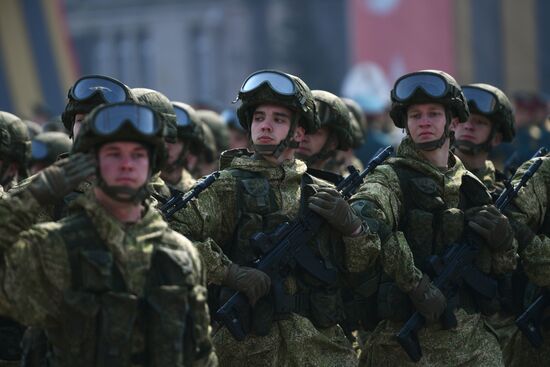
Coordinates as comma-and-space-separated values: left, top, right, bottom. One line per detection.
195, 118, 218, 163
171, 101, 206, 155
462, 83, 515, 142
236, 69, 319, 133
389, 70, 469, 128
342, 98, 366, 148
62, 75, 135, 133
0, 111, 31, 169
30, 132, 72, 166
311, 90, 353, 150
132, 88, 177, 144
196, 109, 230, 153
221, 108, 245, 132
73, 102, 167, 173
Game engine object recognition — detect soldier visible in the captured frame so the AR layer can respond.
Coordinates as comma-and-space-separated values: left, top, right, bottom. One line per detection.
170, 69, 378, 366
160, 102, 206, 194
195, 109, 229, 176
221, 108, 249, 150
0, 111, 30, 191
501, 155, 550, 366
29, 132, 73, 175
348, 70, 516, 366
295, 90, 354, 176
452, 83, 515, 194
0, 102, 217, 366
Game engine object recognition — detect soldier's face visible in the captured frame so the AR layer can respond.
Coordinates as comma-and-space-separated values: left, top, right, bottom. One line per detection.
250, 104, 294, 146
97, 142, 150, 189
452, 113, 500, 146
406, 103, 448, 144
166, 140, 184, 165
296, 127, 333, 157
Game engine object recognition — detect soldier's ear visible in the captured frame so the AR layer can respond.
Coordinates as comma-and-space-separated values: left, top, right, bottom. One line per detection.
293, 126, 305, 142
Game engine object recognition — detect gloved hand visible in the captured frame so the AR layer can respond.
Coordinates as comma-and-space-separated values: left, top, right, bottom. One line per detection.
308, 187, 363, 236
466, 205, 514, 251
28, 153, 96, 206
223, 263, 271, 305
408, 274, 447, 323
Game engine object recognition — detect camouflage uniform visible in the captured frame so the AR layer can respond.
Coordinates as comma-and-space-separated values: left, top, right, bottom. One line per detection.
502, 156, 550, 366
171, 149, 375, 366
166, 168, 196, 193
350, 136, 513, 366
0, 192, 216, 366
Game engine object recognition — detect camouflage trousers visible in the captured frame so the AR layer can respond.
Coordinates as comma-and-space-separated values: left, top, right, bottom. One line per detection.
213, 313, 358, 367
359, 309, 503, 367
485, 312, 550, 367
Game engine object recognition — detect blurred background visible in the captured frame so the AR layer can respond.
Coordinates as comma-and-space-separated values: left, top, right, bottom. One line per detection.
1, 0, 549, 172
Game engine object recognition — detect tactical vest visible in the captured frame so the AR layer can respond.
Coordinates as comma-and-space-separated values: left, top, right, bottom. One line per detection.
376, 160, 493, 321
219, 167, 344, 334
45, 213, 206, 367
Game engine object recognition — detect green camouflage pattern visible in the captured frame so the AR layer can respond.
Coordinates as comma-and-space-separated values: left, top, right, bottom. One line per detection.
469, 160, 498, 191
507, 156, 550, 286
349, 136, 512, 365
166, 168, 197, 193
0, 191, 217, 366
170, 151, 377, 365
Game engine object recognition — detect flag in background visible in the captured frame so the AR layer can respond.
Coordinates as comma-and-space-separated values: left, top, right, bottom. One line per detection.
0, 0, 78, 121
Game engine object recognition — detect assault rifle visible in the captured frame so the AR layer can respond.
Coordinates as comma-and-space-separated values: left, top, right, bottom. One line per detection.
159, 171, 220, 219
396, 155, 544, 362
215, 146, 394, 341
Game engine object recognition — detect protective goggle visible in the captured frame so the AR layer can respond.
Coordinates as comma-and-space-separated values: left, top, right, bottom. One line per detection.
393, 72, 449, 102
91, 103, 160, 136
173, 106, 193, 127
240, 70, 296, 96
462, 86, 498, 114
69, 75, 129, 104
31, 140, 49, 160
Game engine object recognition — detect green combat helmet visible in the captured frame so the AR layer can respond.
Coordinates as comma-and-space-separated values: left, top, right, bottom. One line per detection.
73, 102, 166, 203
0, 111, 31, 185
390, 69, 469, 151
62, 75, 135, 137
342, 97, 366, 148
296, 90, 353, 165
132, 88, 177, 144
455, 83, 515, 154
236, 69, 320, 157
30, 132, 73, 168
196, 109, 230, 153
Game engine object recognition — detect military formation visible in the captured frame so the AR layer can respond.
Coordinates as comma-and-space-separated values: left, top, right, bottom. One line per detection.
0, 68, 548, 367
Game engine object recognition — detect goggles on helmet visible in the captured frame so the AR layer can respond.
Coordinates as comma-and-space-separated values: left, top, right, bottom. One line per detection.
70, 75, 129, 104
462, 86, 498, 114
240, 70, 296, 96
91, 103, 160, 136
173, 106, 193, 127
31, 140, 49, 160
393, 72, 449, 102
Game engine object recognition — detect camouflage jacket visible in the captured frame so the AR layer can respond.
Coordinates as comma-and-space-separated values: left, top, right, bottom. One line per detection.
350, 137, 517, 292
170, 149, 380, 284
507, 156, 550, 287
469, 159, 507, 194
165, 168, 197, 194
0, 192, 216, 366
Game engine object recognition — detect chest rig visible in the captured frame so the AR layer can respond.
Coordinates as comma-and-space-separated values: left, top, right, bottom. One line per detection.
220, 168, 344, 334
46, 213, 205, 367
376, 161, 493, 321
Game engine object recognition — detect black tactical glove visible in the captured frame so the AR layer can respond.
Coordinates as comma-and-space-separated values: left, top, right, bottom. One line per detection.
466, 205, 514, 251
28, 153, 96, 206
223, 264, 271, 306
308, 187, 363, 236
408, 274, 447, 323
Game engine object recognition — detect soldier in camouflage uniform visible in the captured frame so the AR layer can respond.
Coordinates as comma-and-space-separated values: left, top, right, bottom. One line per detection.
452, 83, 515, 194
29, 131, 72, 175
0, 111, 30, 191
195, 109, 229, 176
348, 70, 517, 366
0, 102, 217, 366
170, 70, 379, 366
159, 102, 204, 194
295, 90, 354, 178
500, 155, 550, 366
